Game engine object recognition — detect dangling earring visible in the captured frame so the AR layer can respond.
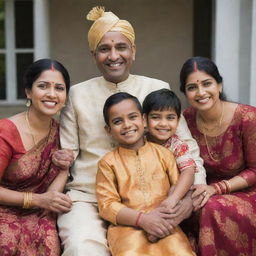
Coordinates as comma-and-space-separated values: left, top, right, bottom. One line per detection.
26, 99, 31, 107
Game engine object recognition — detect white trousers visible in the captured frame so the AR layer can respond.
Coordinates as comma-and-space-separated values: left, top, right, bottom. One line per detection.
58, 200, 110, 256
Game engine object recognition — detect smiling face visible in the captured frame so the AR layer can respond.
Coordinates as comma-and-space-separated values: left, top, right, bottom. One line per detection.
106, 99, 145, 151
145, 108, 179, 144
184, 70, 222, 111
26, 69, 67, 117
93, 31, 135, 84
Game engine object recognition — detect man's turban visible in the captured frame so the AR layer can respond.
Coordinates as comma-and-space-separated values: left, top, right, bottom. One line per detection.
87, 6, 135, 52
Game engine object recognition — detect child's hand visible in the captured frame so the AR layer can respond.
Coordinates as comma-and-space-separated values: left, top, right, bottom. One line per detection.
160, 198, 178, 210
138, 208, 174, 239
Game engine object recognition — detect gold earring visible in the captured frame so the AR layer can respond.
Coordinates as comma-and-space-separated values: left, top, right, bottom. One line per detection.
26, 99, 31, 107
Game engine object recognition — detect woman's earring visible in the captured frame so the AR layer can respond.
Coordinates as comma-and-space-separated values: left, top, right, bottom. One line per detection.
25, 99, 31, 107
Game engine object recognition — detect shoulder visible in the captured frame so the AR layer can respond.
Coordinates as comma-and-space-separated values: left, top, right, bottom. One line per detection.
147, 141, 174, 157
236, 103, 256, 124
183, 107, 196, 125
0, 118, 18, 135
69, 77, 103, 94
99, 149, 117, 165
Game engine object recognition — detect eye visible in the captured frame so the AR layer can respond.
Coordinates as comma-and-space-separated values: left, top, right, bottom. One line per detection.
112, 119, 122, 125
55, 85, 66, 91
37, 83, 47, 89
203, 81, 212, 87
186, 84, 197, 91
167, 115, 177, 120
116, 44, 128, 51
130, 114, 138, 120
149, 115, 160, 120
98, 46, 110, 53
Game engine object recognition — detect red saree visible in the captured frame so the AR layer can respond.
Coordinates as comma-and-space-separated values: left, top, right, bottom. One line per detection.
183, 104, 256, 256
0, 118, 61, 256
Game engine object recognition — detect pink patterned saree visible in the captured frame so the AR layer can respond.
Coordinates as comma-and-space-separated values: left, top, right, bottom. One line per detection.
0, 118, 61, 256
184, 104, 256, 256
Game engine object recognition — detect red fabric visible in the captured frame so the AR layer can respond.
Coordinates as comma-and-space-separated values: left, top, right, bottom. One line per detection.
0, 118, 61, 256
184, 104, 256, 256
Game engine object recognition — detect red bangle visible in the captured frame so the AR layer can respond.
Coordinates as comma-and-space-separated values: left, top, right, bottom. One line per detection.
135, 212, 143, 227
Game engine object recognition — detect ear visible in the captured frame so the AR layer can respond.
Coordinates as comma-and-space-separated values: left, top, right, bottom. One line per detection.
132, 44, 136, 61
218, 83, 223, 93
104, 125, 111, 134
142, 113, 147, 128
25, 88, 31, 99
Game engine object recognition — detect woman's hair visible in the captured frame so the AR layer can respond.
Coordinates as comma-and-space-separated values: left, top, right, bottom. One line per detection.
23, 58, 70, 93
142, 89, 181, 118
179, 56, 226, 100
103, 92, 143, 126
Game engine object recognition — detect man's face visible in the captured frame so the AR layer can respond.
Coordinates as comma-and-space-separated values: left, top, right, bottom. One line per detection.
93, 31, 136, 84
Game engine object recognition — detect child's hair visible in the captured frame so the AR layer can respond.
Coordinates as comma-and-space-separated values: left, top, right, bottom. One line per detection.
103, 92, 143, 126
142, 89, 181, 118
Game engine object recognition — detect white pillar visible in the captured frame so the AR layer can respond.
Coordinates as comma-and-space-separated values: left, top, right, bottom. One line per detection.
5, 0, 17, 102
213, 0, 240, 102
250, 0, 256, 107
34, 0, 50, 60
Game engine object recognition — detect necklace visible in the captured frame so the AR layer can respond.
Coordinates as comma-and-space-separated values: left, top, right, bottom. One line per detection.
25, 111, 37, 145
198, 102, 224, 161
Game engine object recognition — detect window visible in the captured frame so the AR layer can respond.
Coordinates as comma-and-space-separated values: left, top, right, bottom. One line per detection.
0, 0, 34, 104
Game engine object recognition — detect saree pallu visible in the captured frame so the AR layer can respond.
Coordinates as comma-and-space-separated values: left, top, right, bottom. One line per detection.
0, 119, 61, 256
184, 104, 256, 256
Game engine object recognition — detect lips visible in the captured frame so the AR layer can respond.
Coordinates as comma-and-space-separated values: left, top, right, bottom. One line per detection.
42, 101, 57, 108
121, 129, 136, 136
196, 97, 210, 104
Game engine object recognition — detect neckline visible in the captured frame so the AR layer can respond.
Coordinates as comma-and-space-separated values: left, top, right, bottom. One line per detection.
195, 103, 239, 138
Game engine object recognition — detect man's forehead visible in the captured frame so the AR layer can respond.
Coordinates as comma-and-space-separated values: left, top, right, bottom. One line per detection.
98, 31, 132, 46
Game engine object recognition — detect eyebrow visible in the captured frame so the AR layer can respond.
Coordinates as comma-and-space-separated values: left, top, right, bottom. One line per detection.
36, 81, 65, 86
186, 78, 213, 86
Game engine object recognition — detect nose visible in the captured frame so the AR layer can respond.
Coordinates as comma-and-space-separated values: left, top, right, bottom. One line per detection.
159, 118, 167, 127
123, 118, 131, 128
46, 86, 57, 98
197, 85, 206, 96
108, 48, 119, 61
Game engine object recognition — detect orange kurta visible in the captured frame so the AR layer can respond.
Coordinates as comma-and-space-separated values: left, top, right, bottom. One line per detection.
96, 141, 195, 256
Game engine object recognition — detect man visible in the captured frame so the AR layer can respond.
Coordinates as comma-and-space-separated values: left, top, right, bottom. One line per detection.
58, 6, 206, 255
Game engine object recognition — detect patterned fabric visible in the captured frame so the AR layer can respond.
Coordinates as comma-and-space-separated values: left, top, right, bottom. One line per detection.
183, 104, 256, 256
97, 141, 195, 256
0, 118, 61, 256
163, 134, 197, 173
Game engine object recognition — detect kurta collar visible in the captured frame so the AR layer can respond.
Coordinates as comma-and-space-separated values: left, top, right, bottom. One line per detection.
101, 74, 135, 92
117, 140, 150, 156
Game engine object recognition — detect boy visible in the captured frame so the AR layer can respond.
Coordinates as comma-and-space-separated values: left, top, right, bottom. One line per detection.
96, 92, 195, 256
143, 89, 197, 193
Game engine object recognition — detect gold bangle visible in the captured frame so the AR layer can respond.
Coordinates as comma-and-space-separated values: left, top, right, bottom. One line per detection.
23, 192, 33, 209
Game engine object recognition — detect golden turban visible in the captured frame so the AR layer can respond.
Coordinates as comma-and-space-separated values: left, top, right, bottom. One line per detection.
87, 6, 135, 52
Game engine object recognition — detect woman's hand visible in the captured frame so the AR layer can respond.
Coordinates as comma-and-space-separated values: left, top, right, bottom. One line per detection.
191, 184, 216, 211
52, 149, 74, 170
138, 207, 174, 239
33, 190, 72, 213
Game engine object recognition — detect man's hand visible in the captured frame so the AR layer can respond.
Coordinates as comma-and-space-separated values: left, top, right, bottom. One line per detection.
138, 207, 174, 239
52, 149, 74, 170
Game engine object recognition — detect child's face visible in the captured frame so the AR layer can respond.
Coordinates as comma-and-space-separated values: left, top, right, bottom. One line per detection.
145, 108, 179, 144
106, 99, 145, 151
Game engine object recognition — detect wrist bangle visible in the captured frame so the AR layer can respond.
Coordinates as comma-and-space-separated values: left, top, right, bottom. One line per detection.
135, 212, 143, 227
23, 192, 33, 209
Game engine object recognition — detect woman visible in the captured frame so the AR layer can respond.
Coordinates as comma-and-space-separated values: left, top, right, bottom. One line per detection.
180, 56, 256, 256
0, 59, 73, 256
